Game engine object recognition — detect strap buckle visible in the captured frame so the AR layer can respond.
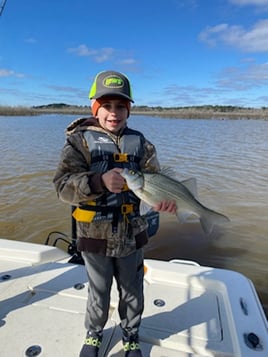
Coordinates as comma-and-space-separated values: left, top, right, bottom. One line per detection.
113, 153, 129, 162
121, 204, 134, 214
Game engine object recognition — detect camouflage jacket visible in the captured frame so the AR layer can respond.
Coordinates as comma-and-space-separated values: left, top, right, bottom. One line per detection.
53, 117, 160, 257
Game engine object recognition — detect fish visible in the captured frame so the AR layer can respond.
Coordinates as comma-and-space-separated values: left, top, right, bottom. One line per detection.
120, 168, 230, 235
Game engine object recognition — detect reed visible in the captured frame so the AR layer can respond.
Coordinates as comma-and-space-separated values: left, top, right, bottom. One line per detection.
1, 105, 268, 120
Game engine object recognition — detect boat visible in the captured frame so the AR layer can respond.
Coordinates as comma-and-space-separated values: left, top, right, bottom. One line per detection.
0, 234, 267, 356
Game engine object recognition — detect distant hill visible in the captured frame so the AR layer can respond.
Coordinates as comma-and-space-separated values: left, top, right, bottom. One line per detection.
32, 103, 83, 109
1, 103, 268, 119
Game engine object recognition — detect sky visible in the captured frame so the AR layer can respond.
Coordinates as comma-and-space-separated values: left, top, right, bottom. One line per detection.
1, 0, 268, 108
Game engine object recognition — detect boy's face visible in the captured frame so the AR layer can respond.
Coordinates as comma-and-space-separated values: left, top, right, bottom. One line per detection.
96, 98, 129, 134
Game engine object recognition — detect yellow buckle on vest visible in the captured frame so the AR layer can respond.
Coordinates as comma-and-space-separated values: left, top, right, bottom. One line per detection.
113, 153, 128, 162
72, 201, 96, 223
121, 204, 134, 214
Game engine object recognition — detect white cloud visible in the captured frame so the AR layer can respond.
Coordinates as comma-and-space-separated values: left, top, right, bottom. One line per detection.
67, 44, 139, 69
68, 44, 97, 57
118, 58, 137, 65
0, 69, 25, 78
67, 44, 115, 63
229, 0, 268, 5
199, 19, 268, 52
161, 61, 268, 107
0, 69, 13, 77
47, 84, 85, 98
216, 62, 268, 89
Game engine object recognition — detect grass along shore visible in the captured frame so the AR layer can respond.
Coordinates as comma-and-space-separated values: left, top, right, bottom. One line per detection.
1, 104, 268, 120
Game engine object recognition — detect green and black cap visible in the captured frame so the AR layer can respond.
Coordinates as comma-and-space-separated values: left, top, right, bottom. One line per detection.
89, 70, 134, 102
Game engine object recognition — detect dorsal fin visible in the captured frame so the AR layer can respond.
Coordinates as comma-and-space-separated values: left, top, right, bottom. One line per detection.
159, 166, 177, 178
160, 167, 198, 198
181, 177, 198, 198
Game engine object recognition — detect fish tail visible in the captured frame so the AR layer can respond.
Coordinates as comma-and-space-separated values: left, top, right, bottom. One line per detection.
200, 210, 230, 235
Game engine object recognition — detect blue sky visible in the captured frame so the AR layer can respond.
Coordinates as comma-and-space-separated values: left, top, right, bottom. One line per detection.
1, 0, 268, 108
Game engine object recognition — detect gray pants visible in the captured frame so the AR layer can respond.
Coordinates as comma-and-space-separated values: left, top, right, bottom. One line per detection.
81, 249, 144, 337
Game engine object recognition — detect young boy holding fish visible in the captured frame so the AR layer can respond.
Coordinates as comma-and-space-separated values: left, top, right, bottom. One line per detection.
53, 70, 176, 357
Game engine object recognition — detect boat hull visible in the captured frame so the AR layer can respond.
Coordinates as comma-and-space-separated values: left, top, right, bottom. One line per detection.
0, 239, 267, 356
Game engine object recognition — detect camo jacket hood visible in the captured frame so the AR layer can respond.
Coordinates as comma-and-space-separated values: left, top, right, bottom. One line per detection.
53, 116, 160, 257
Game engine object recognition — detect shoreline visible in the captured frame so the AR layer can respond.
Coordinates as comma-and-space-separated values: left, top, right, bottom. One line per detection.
1, 105, 268, 120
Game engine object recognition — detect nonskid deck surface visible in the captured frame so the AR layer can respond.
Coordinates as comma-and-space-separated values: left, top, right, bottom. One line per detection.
0, 239, 267, 356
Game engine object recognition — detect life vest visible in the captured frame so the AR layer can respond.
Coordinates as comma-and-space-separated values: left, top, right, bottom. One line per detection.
72, 127, 145, 227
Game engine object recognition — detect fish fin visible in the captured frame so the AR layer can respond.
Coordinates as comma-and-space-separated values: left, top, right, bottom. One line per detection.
176, 211, 199, 224
152, 167, 199, 197
139, 201, 153, 216
176, 211, 190, 223
181, 178, 198, 198
200, 210, 230, 235
199, 216, 214, 235
159, 166, 177, 178
160, 168, 199, 198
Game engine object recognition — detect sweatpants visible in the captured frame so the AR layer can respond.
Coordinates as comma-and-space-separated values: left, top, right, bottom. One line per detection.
81, 249, 144, 337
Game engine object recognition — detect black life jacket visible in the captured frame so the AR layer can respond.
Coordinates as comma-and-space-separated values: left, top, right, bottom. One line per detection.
72, 127, 145, 225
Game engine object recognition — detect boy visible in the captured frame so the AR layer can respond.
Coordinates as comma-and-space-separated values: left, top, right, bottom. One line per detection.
53, 70, 176, 356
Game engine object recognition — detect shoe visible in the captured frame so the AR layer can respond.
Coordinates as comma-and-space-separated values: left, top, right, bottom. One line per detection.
79, 332, 102, 357
123, 335, 143, 357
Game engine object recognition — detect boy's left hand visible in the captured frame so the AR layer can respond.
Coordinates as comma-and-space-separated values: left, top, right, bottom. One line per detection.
153, 200, 177, 214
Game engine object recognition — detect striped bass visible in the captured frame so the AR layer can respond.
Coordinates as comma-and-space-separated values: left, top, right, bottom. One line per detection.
120, 168, 230, 235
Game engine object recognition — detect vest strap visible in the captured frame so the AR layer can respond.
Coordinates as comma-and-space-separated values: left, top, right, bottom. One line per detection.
72, 203, 137, 223
91, 153, 140, 164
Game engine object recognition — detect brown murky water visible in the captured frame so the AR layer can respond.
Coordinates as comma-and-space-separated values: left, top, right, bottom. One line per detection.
1, 114, 267, 317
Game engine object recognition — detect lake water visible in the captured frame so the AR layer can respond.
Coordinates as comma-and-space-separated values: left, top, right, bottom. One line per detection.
1, 114, 268, 317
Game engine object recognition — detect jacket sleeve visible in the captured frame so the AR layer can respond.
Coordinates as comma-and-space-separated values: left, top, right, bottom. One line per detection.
53, 132, 106, 205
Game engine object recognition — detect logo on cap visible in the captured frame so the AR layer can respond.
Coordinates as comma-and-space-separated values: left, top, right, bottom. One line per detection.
103, 75, 124, 88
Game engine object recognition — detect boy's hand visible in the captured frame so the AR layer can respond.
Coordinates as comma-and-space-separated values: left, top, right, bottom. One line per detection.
102, 168, 125, 193
153, 200, 177, 214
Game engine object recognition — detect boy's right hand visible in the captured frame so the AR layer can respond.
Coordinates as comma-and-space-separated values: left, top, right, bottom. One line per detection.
102, 168, 125, 193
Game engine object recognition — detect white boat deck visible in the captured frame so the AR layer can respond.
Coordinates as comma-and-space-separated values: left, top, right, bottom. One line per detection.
0, 239, 267, 356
